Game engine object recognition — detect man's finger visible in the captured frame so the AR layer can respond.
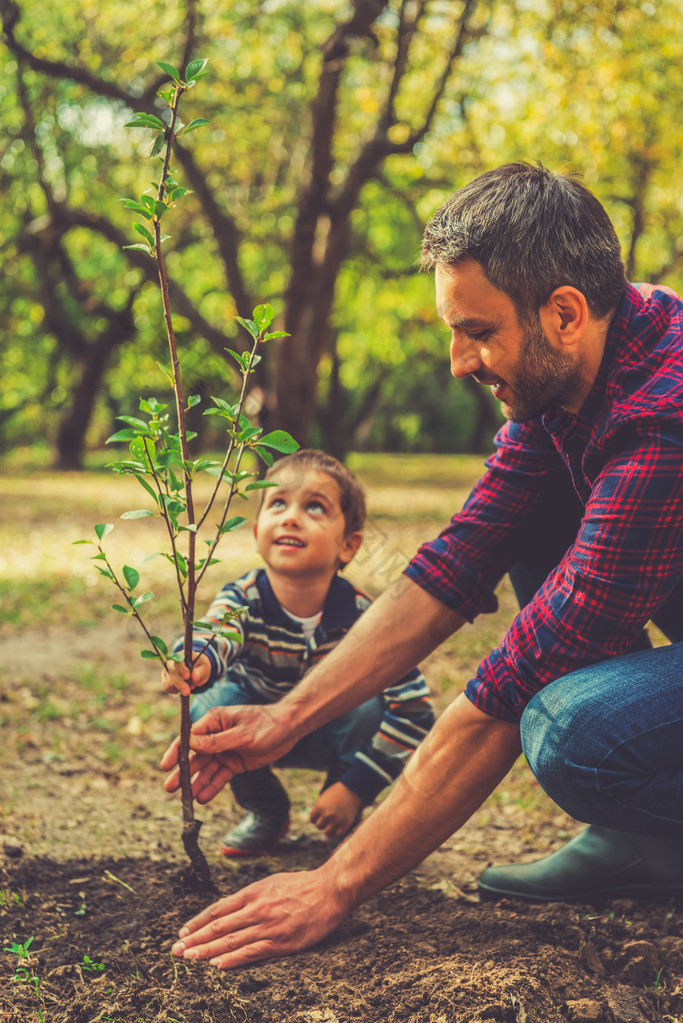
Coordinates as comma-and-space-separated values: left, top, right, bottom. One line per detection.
159, 736, 181, 771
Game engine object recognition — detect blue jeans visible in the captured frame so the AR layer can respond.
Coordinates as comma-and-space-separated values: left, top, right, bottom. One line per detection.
191, 673, 384, 772
508, 476, 683, 838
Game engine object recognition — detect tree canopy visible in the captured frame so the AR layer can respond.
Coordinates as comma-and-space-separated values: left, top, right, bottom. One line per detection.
1, 0, 681, 466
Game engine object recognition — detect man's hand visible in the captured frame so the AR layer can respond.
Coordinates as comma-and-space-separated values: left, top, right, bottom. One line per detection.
310, 782, 363, 841
160, 704, 297, 802
161, 654, 211, 696
171, 866, 349, 969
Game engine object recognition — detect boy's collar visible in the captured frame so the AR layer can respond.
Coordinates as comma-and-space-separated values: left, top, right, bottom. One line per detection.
255, 569, 359, 631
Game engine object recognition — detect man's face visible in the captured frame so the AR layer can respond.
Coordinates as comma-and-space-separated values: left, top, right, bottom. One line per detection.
435, 259, 581, 422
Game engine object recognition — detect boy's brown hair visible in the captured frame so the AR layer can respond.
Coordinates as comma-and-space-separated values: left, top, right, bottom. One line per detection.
264, 449, 366, 535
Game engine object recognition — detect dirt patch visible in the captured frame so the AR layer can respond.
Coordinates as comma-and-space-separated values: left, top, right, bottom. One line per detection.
1, 855, 682, 1023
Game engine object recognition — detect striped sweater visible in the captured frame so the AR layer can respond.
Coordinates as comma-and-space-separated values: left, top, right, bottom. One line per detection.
174, 568, 435, 804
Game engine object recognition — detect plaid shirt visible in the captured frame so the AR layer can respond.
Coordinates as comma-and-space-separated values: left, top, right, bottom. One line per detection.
405, 283, 683, 722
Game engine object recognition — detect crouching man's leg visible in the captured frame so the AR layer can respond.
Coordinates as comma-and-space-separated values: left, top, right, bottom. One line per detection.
479, 643, 683, 901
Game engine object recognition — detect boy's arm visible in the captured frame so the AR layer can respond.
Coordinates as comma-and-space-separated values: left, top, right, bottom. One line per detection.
169, 579, 249, 694
336, 669, 436, 807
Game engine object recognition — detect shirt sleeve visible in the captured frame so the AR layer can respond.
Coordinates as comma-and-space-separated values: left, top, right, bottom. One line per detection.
339, 669, 436, 805
404, 419, 569, 621
467, 421, 683, 721
171, 580, 247, 690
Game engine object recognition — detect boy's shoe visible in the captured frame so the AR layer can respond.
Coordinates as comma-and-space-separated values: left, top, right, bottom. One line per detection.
222, 766, 291, 857
221, 811, 290, 857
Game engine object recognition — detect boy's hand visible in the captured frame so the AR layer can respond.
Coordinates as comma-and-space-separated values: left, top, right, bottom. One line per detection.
309, 782, 363, 842
161, 654, 211, 697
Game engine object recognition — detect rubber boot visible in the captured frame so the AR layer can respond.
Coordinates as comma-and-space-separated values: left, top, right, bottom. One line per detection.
221, 767, 290, 857
478, 825, 683, 902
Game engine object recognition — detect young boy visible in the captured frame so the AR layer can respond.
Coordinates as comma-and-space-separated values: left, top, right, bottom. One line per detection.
162, 449, 435, 856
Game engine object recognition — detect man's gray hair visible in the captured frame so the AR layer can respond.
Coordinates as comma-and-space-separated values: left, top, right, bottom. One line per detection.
421, 163, 627, 320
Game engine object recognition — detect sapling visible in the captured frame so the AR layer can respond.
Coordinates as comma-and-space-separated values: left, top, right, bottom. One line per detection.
75, 59, 297, 887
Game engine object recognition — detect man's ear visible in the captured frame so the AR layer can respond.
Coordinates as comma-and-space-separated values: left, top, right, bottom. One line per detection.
540, 286, 589, 349
339, 531, 363, 566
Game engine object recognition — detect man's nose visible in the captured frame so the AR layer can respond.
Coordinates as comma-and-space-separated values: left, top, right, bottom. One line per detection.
450, 332, 483, 378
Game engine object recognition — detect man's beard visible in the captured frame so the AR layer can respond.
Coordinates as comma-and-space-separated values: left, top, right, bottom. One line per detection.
477, 315, 581, 422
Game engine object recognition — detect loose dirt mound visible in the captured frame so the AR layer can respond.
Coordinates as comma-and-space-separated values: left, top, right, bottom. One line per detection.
1, 855, 682, 1023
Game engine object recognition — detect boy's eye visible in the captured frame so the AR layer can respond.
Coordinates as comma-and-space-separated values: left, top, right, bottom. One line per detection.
306, 500, 326, 515
269, 497, 286, 510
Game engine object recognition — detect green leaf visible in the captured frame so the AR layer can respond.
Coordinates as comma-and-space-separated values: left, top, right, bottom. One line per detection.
117, 415, 155, 433
120, 199, 153, 219
244, 480, 278, 491
185, 58, 209, 80
220, 516, 247, 534
255, 447, 274, 467
150, 636, 168, 655
187, 394, 201, 410
132, 591, 155, 608
72, 539, 92, 546
263, 330, 289, 340
133, 222, 155, 246
125, 113, 166, 130
253, 303, 274, 331
168, 186, 192, 202
106, 429, 142, 444
95, 523, 114, 541
112, 604, 130, 614
123, 243, 153, 254
235, 316, 258, 340
123, 565, 140, 590
149, 134, 166, 158
121, 509, 154, 520
140, 649, 160, 659
140, 397, 168, 414
169, 652, 185, 663
182, 118, 210, 135
156, 60, 181, 82
257, 430, 300, 454
133, 474, 159, 503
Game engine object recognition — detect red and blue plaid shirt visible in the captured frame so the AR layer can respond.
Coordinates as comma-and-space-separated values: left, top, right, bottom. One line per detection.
405, 283, 683, 722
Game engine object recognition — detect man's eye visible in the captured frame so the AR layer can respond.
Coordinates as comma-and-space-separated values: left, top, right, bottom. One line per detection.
465, 330, 490, 342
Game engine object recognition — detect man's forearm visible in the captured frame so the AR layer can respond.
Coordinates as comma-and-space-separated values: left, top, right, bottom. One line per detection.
318, 694, 522, 908
279, 576, 464, 742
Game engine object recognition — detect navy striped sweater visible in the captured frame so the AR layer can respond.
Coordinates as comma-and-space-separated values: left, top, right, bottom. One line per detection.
174, 568, 435, 804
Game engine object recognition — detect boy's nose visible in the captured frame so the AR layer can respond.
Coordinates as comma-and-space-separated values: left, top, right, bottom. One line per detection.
450, 332, 483, 379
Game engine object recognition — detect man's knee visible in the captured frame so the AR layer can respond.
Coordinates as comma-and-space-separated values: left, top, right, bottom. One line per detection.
520, 681, 592, 810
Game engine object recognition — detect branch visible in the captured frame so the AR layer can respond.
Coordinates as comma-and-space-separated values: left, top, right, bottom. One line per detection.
48, 203, 244, 359
173, 144, 255, 318
1, 0, 200, 111
334, 0, 481, 217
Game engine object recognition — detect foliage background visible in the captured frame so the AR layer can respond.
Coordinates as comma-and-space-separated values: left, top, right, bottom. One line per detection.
1, 0, 681, 468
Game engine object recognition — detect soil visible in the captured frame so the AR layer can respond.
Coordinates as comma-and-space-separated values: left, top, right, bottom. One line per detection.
2, 470, 682, 1022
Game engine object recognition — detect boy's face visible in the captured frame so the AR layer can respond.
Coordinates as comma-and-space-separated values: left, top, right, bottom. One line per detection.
254, 468, 362, 580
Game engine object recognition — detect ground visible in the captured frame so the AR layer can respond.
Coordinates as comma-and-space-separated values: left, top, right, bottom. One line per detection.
1, 457, 681, 1023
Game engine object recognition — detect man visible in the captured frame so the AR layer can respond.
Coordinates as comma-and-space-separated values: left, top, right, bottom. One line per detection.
163, 163, 683, 970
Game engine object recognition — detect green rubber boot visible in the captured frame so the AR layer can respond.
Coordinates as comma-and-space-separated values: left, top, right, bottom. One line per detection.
478, 826, 683, 903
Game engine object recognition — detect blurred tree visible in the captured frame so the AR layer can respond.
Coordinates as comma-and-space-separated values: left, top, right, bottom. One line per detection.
1, 0, 681, 466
